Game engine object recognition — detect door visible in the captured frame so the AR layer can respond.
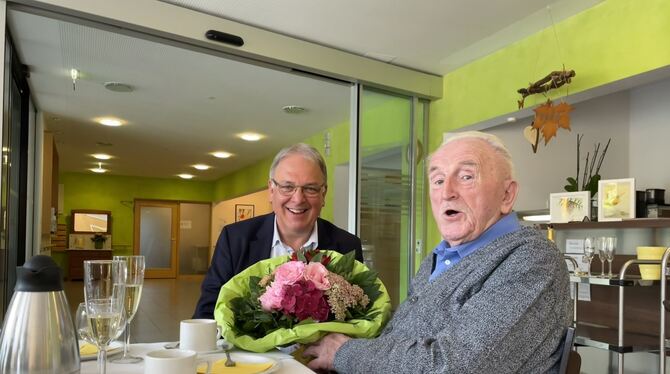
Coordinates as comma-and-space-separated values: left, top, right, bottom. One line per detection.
134, 200, 179, 278
358, 87, 427, 308
178, 202, 211, 278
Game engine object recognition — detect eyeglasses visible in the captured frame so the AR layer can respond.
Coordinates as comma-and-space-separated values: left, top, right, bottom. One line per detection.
271, 179, 325, 197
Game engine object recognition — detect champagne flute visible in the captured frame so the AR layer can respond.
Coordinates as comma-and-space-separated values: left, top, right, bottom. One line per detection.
596, 237, 607, 277
604, 236, 617, 278
76, 302, 126, 351
84, 260, 126, 374
111, 255, 145, 364
583, 237, 596, 277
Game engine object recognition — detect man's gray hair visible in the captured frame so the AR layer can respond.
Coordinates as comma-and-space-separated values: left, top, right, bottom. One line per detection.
432, 131, 516, 179
269, 143, 328, 182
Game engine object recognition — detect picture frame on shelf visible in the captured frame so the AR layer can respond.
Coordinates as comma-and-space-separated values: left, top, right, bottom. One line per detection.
598, 178, 636, 222
235, 204, 255, 222
549, 191, 591, 223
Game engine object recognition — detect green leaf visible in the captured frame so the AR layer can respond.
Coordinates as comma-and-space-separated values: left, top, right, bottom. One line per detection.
310, 252, 323, 264
564, 177, 578, 192
328, 250, 356, 279
586, 174, 601, 196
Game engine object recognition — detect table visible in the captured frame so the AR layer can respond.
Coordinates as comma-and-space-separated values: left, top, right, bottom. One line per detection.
80, 342, 315, 373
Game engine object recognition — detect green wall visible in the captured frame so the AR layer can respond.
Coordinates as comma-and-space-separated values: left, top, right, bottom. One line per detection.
56, 172, 214, 269
426, 0, 670, 247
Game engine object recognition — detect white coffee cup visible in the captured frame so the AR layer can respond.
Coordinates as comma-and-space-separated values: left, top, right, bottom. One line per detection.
144, 349, 212, 374
180, 319, 220, 352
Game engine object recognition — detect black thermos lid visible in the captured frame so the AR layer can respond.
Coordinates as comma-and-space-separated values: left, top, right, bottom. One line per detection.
15, 255, 64, 292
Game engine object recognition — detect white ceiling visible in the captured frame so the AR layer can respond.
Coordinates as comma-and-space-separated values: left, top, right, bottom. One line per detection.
6, 0, 602, 181
161, 0, 602, 75
7, 9, 351, 180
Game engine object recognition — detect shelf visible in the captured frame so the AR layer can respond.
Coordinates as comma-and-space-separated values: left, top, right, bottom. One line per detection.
546, 218, 670, 230
575, 322, 665, 353
569, 274, 660, 287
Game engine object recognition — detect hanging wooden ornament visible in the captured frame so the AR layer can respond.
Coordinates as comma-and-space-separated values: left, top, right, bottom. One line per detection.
532, 99, 572, 145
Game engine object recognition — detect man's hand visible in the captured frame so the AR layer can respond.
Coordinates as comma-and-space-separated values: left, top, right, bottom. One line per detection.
303, 333, 351, 371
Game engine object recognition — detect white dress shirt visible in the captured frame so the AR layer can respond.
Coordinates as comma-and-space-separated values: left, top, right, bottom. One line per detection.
270, 218, 318, 258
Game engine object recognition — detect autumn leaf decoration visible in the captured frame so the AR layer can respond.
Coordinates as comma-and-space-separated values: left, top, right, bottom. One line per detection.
533, 99, 573, 144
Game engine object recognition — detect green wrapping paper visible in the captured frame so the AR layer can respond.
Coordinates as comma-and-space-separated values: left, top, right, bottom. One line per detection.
214, 250, 392, 352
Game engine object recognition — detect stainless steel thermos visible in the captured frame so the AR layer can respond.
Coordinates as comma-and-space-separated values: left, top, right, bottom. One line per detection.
0, 255, 80, 373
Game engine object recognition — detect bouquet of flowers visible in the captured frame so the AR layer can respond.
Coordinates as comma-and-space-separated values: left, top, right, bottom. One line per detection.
214, 249, 391, 352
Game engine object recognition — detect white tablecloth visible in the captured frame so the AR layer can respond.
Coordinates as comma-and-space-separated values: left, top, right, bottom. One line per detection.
80, 342, 315, 374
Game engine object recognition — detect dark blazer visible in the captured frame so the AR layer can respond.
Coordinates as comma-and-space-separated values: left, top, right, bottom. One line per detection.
193, 212, 362, 319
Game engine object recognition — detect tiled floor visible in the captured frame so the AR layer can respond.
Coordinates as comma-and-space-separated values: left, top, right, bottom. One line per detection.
65, 277, 204, 343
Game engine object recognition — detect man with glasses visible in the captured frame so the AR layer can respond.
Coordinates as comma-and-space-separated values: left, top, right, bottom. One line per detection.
194, 143, 362, 319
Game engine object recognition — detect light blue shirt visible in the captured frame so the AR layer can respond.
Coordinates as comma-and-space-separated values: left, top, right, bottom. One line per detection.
429, 212, 521, 281
270, 218, 318, 258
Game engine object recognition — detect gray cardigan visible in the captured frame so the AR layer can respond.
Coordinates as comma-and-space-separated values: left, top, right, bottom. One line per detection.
334, 227, 572, 373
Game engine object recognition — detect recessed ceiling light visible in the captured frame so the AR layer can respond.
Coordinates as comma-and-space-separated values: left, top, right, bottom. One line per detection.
178, 174, 194, 179
92, 153, 112, 160
97, 117, 125, 127
237, 132, 264, 142
211, 151, 233, 159
192, 164, 210, 170
282, 105, 306, 114
506, 117, 517, 122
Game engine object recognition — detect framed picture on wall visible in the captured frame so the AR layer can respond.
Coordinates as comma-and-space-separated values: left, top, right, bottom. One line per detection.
235, 204, 255, 222
549, 191, 591, 223
598, 178, 635, 221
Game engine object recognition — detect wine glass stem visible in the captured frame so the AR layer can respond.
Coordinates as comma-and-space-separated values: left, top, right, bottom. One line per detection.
587, 259, 592, 277
608, 261, 613, 277
123, 322, 131, 357
97, 348, 107, 374
601, 260, 605, 277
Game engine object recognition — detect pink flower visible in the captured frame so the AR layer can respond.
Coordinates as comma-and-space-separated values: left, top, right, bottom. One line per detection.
304, 262, 331, 290
273, 261, 305, 287
259, 282, 285, 311
292, 280, 329, 321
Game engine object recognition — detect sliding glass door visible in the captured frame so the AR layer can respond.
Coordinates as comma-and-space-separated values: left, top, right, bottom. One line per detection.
358, 87, 427, 308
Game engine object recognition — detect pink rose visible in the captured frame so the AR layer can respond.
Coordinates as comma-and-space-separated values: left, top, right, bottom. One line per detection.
304, 262, 331, 290
259, 282, 285, 311
273, 261, 305, 287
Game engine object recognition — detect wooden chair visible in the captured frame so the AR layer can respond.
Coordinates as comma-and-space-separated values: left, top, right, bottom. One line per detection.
558, 325, 581, 374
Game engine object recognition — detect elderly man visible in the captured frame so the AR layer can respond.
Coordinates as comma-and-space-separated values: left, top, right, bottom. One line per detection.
305, 131, 571, 373
194, 143, 362, 319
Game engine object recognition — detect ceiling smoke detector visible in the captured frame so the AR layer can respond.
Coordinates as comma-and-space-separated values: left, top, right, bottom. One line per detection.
282, 105, 306, 114
103, 82, 134, 93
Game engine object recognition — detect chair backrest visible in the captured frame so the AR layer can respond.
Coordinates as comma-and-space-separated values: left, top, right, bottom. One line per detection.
558, 325, 581, 374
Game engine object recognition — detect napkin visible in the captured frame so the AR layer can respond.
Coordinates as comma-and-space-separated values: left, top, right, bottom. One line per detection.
79, 342, 98, 356
197, 359, 273, 374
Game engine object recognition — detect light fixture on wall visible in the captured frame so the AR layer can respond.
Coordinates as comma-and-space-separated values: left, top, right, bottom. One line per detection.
70, 68, 79, 91
90, 162, 106, 173
323, 131, 331, 157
